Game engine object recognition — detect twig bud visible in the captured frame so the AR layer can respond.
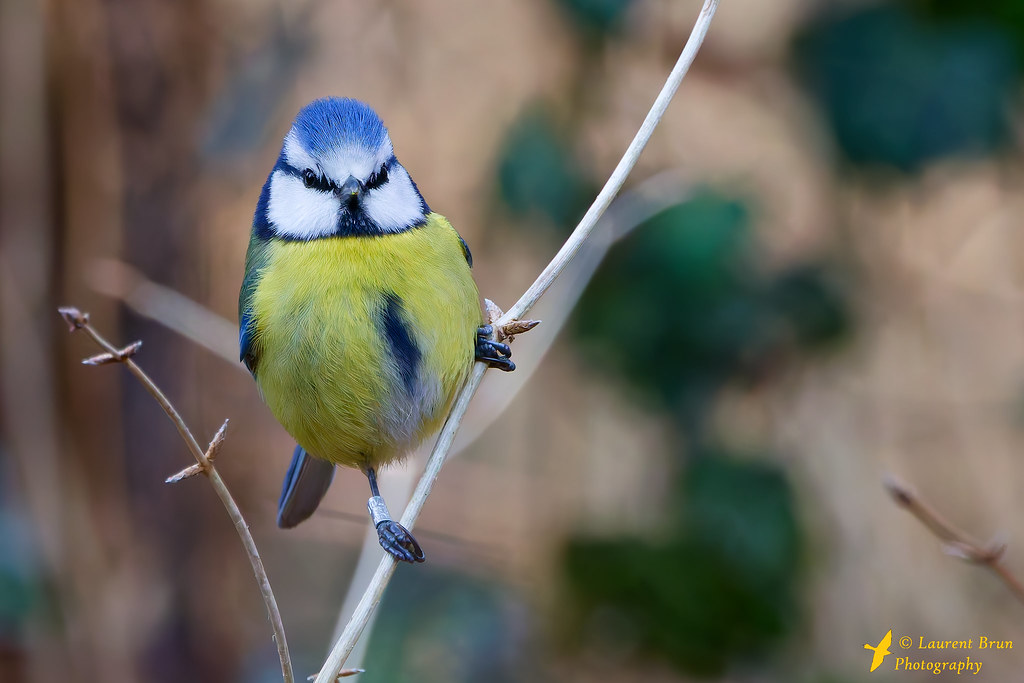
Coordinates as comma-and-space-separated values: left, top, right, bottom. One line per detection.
165, 463, 206, 484
882, 475, 912, 507
205, 419, 229, 460
58, 306, 89, 331
500, 319, 541, 341
82, 341, 143, 365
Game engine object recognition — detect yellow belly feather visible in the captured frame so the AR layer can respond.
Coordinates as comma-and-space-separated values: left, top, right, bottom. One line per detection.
250, 213, 480, 469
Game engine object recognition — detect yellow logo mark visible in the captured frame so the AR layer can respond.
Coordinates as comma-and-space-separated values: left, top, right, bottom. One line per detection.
865, 630, 893, 672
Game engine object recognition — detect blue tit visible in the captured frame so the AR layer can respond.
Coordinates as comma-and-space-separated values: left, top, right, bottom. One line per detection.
239, 97, 514, 563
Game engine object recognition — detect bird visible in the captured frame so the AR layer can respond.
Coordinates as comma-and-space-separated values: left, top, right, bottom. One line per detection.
863, 629, 892, 672
239, 97, 514, 563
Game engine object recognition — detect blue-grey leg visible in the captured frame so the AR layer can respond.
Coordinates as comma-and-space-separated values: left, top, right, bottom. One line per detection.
277, 445, 336, 528
366, 467, 424, 563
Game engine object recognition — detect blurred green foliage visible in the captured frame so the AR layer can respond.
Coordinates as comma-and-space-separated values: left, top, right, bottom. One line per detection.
0, 511, 43, 640
768, 263, 851, 351
492, 2, 863, 677
362, 567, 532, 683
564, 454, 803, 677
560, 190, 850, 675
915, 0, 1024, 67
795, 3, 1020, 171
496, 105, 595, 237
574, 193, 755, 414
554, 0, 635, 40
573, 191, 851, 423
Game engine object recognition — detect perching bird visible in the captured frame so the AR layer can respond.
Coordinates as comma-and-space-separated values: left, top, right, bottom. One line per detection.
239, 97, 514, 563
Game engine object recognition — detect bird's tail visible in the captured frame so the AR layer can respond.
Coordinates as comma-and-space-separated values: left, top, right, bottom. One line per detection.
277, 445, 335, 528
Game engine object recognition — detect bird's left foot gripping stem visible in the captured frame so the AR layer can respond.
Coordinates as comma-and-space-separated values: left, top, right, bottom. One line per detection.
366, 467, 424, 564
476, 325, 515, 372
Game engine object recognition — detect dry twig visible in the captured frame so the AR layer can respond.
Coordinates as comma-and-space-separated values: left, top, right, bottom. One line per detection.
57, 307, 295, 683
313, 1, 721, 681
884, 476, 1024, 605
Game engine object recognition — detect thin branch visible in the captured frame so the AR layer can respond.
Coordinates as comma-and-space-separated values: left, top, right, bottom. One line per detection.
497, 0, 718, 326
314, 2, 720, 680
453, 170, 693, 452
57, 307, 295, 683
884, 476, 1024, 605
326, 174, 694, 671
315, 365, 486, 683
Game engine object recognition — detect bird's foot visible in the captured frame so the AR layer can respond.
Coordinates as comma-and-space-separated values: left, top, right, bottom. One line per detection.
376, 520, 425, 564
476, 325, 515, 372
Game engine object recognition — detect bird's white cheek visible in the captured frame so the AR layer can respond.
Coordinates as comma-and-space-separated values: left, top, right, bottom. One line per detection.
362, 166, 425, 233
267, 171, 339, 239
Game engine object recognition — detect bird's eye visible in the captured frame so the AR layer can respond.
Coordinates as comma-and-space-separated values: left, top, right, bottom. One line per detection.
365, 164, 389, 190
302, 169, 334, 191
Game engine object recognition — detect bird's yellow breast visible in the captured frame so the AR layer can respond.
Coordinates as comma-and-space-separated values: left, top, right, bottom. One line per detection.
250, 213, 480, 469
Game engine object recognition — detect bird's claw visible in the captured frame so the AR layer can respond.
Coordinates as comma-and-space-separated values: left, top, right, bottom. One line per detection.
476, 325, 515, 372
376, 520, 425, 563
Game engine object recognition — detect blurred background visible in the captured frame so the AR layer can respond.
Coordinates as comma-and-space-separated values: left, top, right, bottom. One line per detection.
3, 0, 1024, 680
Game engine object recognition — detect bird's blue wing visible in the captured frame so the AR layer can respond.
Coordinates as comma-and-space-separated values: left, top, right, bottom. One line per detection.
277, 445, 336, 528
238, 233, 270, 375
239, 309, 258, 373
457, 233, 473, 268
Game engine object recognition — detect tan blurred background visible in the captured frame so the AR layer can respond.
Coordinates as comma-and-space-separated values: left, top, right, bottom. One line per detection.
2, 0, 1024, 681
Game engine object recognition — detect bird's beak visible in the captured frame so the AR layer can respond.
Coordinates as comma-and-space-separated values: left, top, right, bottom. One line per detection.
337, 176, 361, 200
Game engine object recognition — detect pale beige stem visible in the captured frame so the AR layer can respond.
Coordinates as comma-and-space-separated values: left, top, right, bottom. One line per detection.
497, 0, 719, 326
314, 364, 486, 682
314, 2, 720, 680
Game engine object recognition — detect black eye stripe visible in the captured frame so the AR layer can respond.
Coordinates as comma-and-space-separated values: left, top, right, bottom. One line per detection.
296, 164, 389, 193
302, 168, 333, 192
365, 163, 389, 190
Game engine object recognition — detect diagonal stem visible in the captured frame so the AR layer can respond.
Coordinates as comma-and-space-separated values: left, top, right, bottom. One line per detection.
497, 0, 719, 326
60, 308, 294, 683
885, 476, 1024, 605
313, 1, 720, 681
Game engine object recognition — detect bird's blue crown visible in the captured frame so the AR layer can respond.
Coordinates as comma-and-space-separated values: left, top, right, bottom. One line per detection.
292, 98, 388, 156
